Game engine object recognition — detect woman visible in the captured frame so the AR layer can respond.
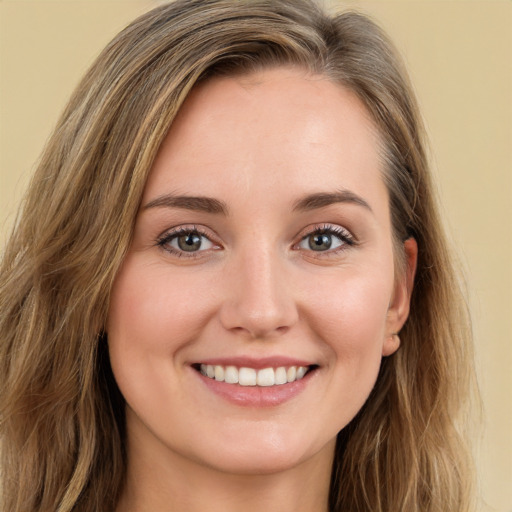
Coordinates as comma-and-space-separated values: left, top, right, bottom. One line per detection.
0, 0, 476, 511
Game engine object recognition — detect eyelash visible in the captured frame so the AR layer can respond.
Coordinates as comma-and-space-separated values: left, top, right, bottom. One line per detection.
156, 225, 216, 259
297, 224, 356, 255
156, 223, 356, 258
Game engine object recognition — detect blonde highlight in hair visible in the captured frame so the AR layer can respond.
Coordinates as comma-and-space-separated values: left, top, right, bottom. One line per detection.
0, 1, 477, 510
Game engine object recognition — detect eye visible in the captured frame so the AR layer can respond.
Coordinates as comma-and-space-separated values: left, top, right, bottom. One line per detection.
157, 227, 217, 255
297, 226, 355, 253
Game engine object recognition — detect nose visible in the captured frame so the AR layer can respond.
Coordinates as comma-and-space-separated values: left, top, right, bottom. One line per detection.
219, 247, 299, 339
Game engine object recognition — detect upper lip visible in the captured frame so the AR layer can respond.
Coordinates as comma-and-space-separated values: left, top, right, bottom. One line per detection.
192, 356, 315, 369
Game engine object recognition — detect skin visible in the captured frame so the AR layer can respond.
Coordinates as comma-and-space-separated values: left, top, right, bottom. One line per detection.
108, 67, 417, 512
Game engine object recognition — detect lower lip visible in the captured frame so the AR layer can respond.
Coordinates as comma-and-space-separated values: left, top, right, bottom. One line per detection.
194, 369, 315, 407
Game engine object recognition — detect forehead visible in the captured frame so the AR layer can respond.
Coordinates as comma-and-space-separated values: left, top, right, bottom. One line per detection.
143, 67, 385, 212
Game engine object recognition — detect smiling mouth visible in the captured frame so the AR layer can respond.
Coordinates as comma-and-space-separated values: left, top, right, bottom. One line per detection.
194, 364, 317, 387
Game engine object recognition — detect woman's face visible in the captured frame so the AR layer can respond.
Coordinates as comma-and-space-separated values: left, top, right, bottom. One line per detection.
107, 67, 415, 475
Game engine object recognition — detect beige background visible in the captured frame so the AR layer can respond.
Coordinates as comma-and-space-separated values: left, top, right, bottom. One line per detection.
0, 0, 510, 510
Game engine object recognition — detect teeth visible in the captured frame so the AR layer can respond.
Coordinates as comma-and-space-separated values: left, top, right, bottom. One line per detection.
239, 367, 257, 386
214, 366, 225, 381
286, 366, 296, 382
199, 364, 310, 387
224, 365, 239, 384
275, 367, 287, 385
256, 367, 275, 387
296, 366, 307, 379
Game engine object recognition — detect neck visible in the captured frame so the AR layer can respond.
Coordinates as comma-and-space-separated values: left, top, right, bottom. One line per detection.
116, 428, 334, 512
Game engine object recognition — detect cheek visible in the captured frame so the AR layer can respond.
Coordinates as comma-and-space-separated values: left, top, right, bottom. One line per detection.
107, 256, 214, 351
106, 255, 218, 404
301, 265, 393, 416
304, 264, 392, 346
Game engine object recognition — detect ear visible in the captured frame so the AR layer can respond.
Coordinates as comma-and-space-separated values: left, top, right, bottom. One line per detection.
382, 237, 418, 356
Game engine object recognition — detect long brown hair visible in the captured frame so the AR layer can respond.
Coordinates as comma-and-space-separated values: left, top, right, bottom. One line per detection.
0, 1, 476, 510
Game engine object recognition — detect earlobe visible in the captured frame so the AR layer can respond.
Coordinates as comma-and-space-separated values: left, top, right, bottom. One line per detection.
384, 237, 418, 356
382, 333, 400, 356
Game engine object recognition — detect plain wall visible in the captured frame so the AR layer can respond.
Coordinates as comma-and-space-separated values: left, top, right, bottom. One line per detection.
1, 1, 510, 510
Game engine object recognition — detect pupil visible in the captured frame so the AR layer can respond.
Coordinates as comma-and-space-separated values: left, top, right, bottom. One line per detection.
309, 233, 332, 251
178, 232, 201, 252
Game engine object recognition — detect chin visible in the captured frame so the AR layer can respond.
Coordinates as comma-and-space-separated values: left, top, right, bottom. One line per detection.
187, 427, 335, 476
201, 449, 309, 476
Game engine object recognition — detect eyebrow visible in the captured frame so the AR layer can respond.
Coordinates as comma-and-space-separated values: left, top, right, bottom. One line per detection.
143, 189, 372, 216
143, 194, 229, 215
292, 190, 373, 214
